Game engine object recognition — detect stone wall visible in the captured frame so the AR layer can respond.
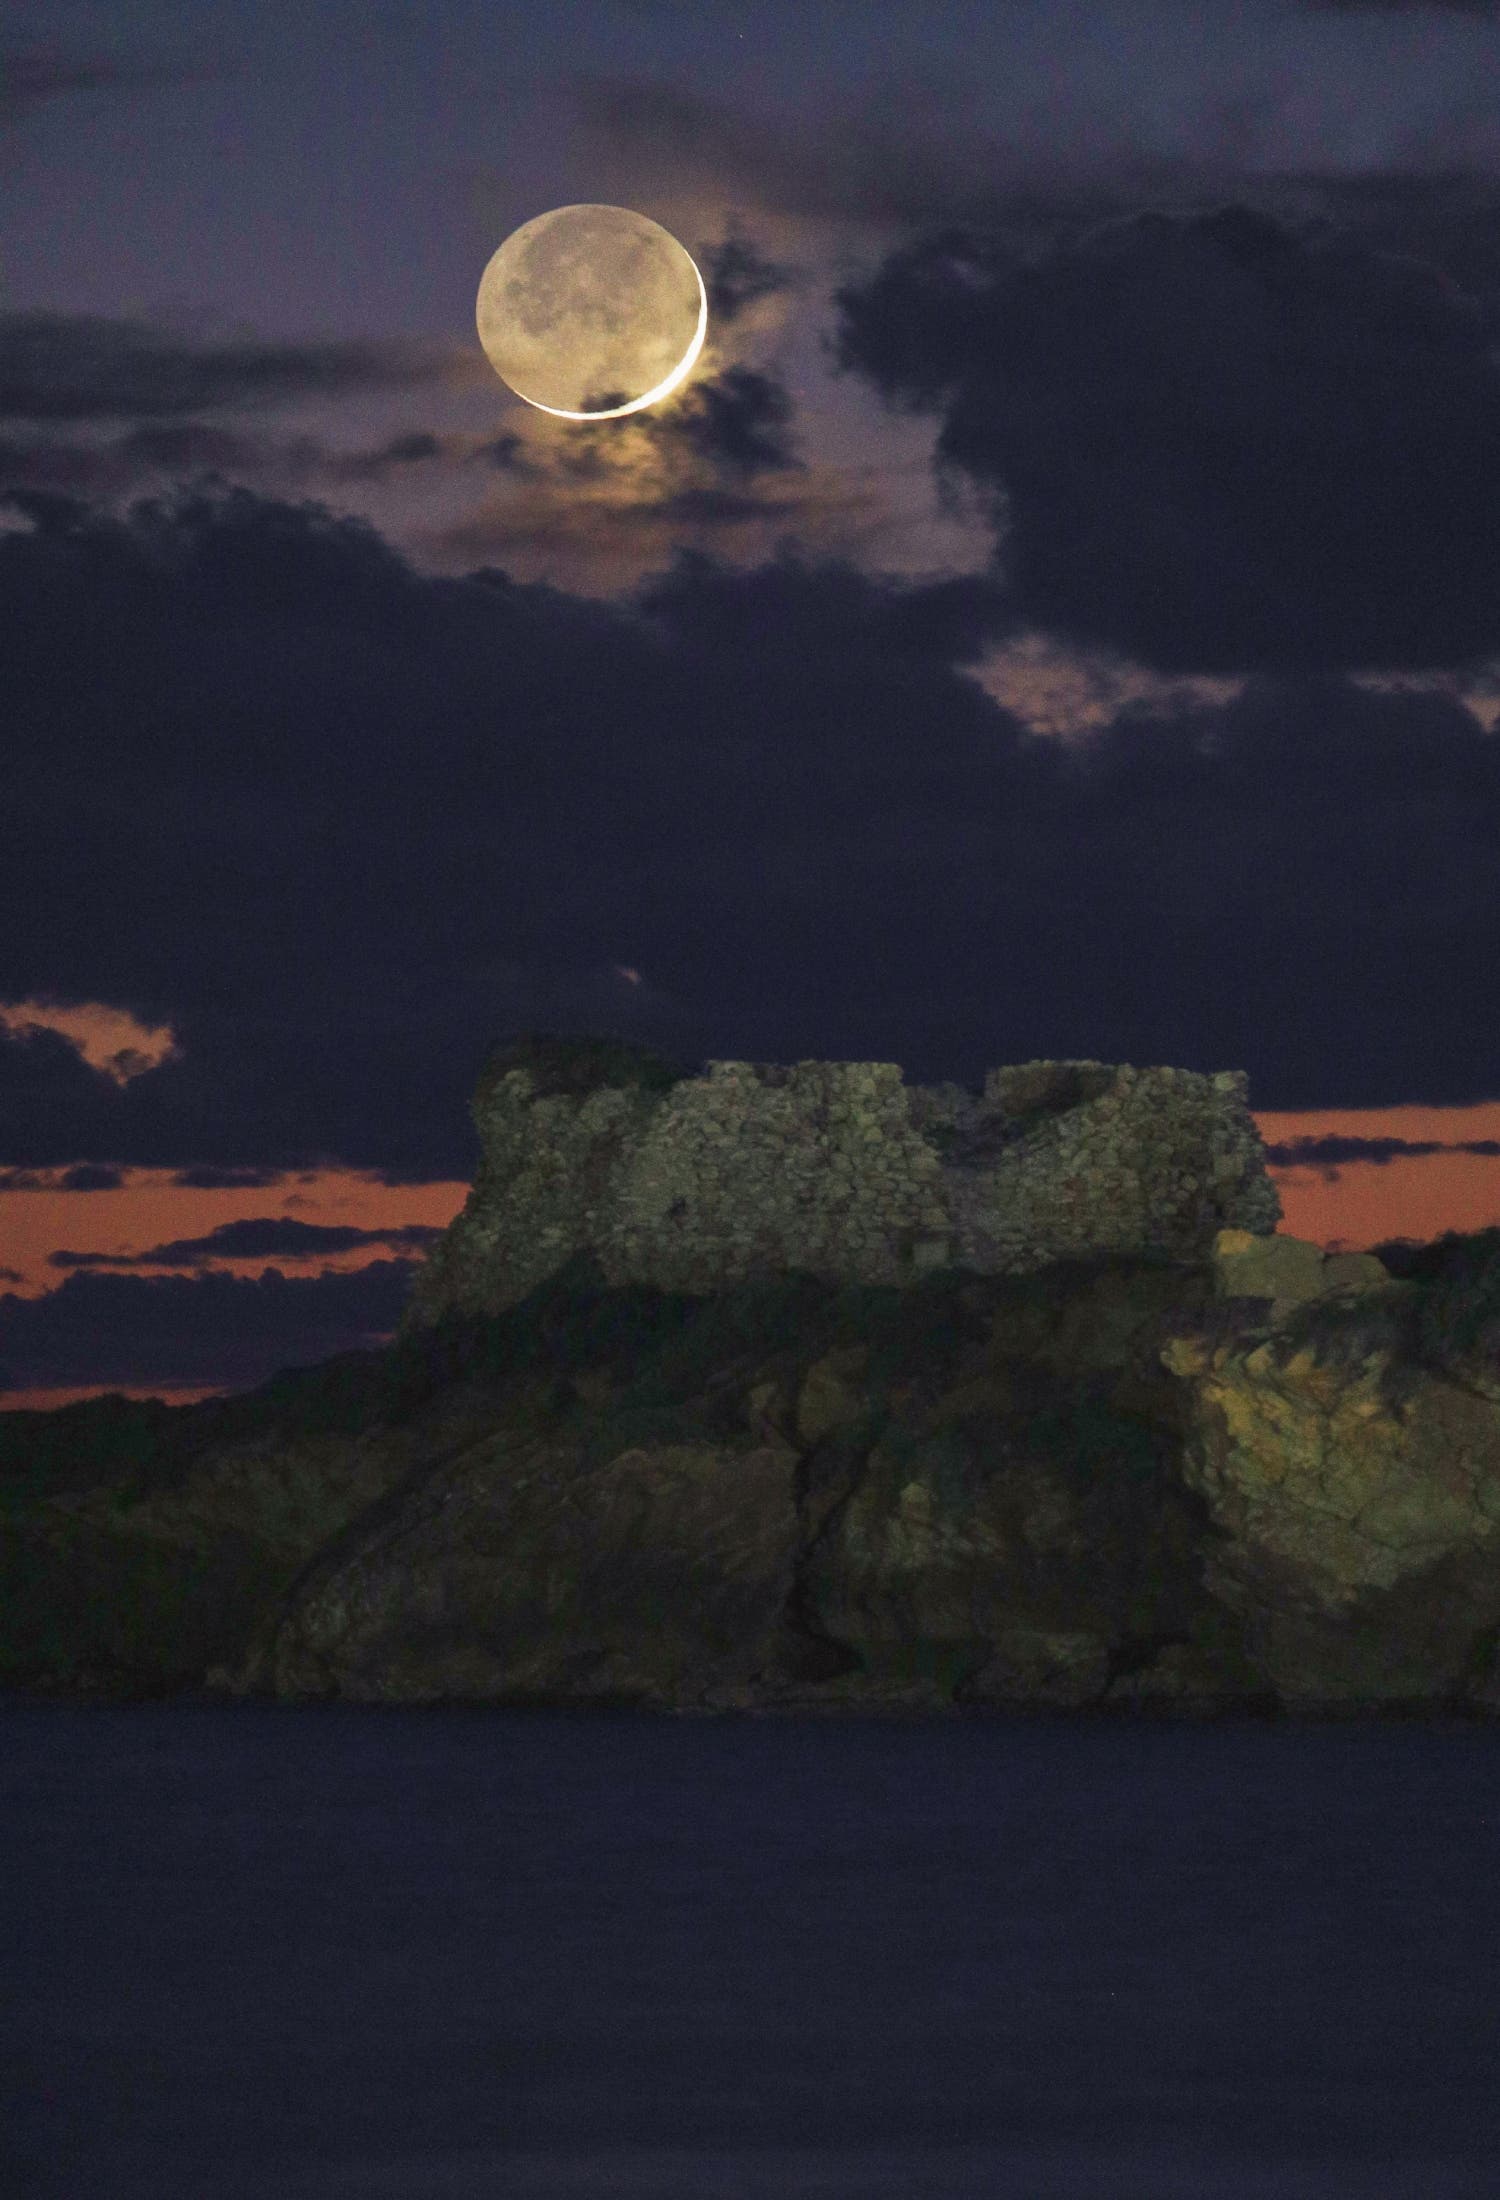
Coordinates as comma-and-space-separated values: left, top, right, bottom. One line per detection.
396, 1036, 1283, 1336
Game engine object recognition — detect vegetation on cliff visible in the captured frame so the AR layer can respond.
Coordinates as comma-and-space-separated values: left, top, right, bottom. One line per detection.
2, 1222, 1498, 1712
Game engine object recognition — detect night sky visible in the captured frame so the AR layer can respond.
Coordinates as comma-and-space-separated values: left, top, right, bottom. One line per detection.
5, 0, 1500, 1411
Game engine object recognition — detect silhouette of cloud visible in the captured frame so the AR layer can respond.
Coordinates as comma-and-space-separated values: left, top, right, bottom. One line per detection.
831, 201, 1500, 676
48, 1216, 442, 1269
4, 460, 1500, 1391
655, 366, 801, 480
699, 234, 796, 325
1264, 1133, 1500, 1166
169, 1164, 290, 1190
1, 473, 1497, 1222
0, 419, 529, 504
572, 64, 1500, 272
56, 1164, 126, 1192
0, 1261, 418, 1396
0, 311, 481, 423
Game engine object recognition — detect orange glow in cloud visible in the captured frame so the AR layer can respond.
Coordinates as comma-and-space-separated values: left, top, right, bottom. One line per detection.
0, 1164, 471, 1412
972, 638, 1500, 747
1255, 1101, 1500, 1257
0, 995, 183, 1086
0, 998, 471, 1412
0, 1166, 471, 1302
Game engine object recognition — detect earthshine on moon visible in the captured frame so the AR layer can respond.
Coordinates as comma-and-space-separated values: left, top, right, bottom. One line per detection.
476, 204, 707, 419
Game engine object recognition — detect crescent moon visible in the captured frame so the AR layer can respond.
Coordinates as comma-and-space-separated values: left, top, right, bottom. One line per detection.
526, 258, 706, 421
476, 205, 708, 421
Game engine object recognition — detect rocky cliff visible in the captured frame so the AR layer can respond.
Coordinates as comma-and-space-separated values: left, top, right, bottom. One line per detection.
6, 1207, 1499, 1721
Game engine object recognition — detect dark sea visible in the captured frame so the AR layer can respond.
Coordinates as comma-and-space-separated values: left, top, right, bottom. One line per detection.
3, 1698, 1498, 2200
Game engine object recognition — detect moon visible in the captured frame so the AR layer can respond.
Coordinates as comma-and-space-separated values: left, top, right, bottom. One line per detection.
476, 204, 707, 419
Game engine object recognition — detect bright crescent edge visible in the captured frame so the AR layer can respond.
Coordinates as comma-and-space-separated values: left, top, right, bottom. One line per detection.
510, 248, 708, 421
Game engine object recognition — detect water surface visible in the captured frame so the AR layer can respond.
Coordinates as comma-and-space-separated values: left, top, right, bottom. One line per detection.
3, 1699, 1497, 2198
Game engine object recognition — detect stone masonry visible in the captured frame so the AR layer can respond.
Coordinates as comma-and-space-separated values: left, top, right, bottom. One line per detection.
396, 1040, 1286, 1337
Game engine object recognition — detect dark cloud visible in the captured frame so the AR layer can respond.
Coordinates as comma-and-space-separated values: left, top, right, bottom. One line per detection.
420, 366, 816, 586
473, 432, 527, 472
633, 547, 1010, 666
1292, 175, 1500, 331
545, 366, 797, 494
0, 1161, 135, 1192
56, 1164, 126, 1192
1, 474, 1497, 1204
325, 428, 527, 482
645, 366, 801, 480
171, 1164, 287, 1190
49, 1216, 442, 1269
0, 1262, 417, 1396
0, 419, 530, 504
361, 431, 442, 466
0, 422, 272, 500
832, 201, 1500, 676
575, 67, 1500, 290
636, 483, 804, 525
5, 478, 1500, 1389
1265, 1132, 1500, 1168
0, 311, 479, 423
698, 233, 796, 325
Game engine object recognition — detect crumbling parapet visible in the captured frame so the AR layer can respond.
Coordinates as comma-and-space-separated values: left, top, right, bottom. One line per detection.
396, 1038, 1285, 1338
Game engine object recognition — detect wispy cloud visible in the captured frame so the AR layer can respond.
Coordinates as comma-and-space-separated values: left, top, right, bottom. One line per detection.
48, 1215, 441, 1269
1266, 1132, 1500, 1167
0, 311, 485, 423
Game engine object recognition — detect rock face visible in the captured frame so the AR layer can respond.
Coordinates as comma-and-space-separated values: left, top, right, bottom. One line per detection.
154, 1258, 1253, 1714
1165, 1293, 1500, 1714
0, 1405, 433, 1697
396, 1035, 1281, 1338
8, 1208, 1499, 1722
1210, 1226, 1394, 1324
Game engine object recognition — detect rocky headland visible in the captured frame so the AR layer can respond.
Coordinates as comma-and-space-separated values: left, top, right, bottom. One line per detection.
3, 1035, 1499, 1720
